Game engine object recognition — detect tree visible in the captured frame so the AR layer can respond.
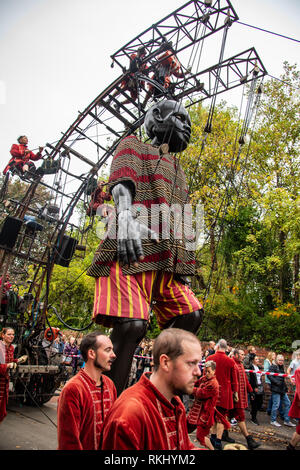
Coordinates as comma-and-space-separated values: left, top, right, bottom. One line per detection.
180, 63, 300, 349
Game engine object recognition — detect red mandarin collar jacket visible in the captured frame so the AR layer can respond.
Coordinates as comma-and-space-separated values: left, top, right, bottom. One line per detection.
206, 351, 238, 410
232, 356, 253, 409
0, 342, 17, 423
57, 369, 116, 450
187, 375, 229, 430
289, 368, 300, 419
3, 144, 42, 174
101, 372, 197, 450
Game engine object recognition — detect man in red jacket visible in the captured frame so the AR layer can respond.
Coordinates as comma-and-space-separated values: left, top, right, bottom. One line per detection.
205, 338, 238, 450
0, 328, 27, 423
57, 331, 117, 450
101, 328, 202, 450
229, 348, 261, 449
3, 135, 44, 177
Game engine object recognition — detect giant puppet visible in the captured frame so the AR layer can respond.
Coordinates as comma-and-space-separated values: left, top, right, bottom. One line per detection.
87, 99, 203, 394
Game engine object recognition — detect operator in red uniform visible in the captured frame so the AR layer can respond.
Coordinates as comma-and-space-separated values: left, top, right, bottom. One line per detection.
57, 331, 117, 450
86, 180, 112, 217
0, 328, 27, 423
101, 328, 201, 450
142, 50, 185, 108
3, 135, 44, 178
112, 46, 148, 111
187, 360, 230, 450
205, 338, 238, 450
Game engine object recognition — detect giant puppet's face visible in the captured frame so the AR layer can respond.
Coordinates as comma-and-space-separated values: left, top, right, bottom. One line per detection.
144, 100, 191, 153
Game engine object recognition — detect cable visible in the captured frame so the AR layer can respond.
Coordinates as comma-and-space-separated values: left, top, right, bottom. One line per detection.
237, 20, 300, 44
267, 73, 300, 90
12, 373, 57, 428
49, 305, 94, 331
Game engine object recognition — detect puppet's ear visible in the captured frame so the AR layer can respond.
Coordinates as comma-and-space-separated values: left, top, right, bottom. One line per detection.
159, 354, 171, 372
152, 106, 163, 123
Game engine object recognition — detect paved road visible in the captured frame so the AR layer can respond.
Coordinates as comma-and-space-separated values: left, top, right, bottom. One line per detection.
0, 395, 59, 450
0, 393, 298, 451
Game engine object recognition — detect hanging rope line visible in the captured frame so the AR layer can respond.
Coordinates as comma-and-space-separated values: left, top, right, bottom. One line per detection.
202, 78, 263, 309
237, 20, 300, 44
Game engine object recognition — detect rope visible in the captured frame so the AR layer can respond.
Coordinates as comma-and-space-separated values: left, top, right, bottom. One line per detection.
48, 305, 94, 332
201, 76, 263, 305
12, 372, 57, 428
237, 20, 300, 44
188, 19, 232, 194
132, 357, 296, 379
204, 20, 232, 134
244, 369, 295, 378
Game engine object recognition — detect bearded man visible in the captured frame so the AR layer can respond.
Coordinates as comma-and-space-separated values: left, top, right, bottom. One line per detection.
57, 332, 117, 450
101, 328, 202, 450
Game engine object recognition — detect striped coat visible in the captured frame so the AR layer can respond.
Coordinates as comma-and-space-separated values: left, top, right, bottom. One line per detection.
87, 135, 195, 278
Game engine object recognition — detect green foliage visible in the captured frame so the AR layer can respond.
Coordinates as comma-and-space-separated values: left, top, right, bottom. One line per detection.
183, 62, 300, 350
5, 62, 297, 349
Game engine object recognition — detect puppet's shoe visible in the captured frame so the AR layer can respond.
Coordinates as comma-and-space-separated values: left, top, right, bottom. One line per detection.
222, 430, 235, 443
213, 439, 223, 450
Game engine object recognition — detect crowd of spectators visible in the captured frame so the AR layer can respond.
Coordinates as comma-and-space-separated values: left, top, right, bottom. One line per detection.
128, 338, 154, 386
122, 336, 300, 450
202, 341, 299, 429
1, 325, 299, 451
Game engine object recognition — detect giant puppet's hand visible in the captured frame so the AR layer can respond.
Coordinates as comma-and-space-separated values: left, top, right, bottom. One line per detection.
112, 182, 158, 268
111, 100, 191, 268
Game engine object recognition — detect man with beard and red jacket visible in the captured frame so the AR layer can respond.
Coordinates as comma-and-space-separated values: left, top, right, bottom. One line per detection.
229, 348, 261, 450
205, 339, 238, 450
101, 329, 202, 450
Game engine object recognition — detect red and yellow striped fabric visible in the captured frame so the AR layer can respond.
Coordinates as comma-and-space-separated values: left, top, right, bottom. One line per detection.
93, 261, 202, 329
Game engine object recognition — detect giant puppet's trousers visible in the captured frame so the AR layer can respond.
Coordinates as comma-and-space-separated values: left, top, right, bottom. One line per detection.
94, 265, 204, 395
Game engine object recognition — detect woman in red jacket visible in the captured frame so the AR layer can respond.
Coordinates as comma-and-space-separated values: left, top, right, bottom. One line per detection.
0, 328, 18, 423
187, 360, 230, 449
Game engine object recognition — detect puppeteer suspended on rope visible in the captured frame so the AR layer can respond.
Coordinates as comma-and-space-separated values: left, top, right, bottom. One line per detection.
86, 180, 112, 217
112, 46, 148, 111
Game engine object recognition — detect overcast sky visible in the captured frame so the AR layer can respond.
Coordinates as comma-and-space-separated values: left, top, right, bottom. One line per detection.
0, 0, 299, 170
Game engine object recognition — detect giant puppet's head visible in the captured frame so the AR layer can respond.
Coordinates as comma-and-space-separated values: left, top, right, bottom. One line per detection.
144, 100, 191, 153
